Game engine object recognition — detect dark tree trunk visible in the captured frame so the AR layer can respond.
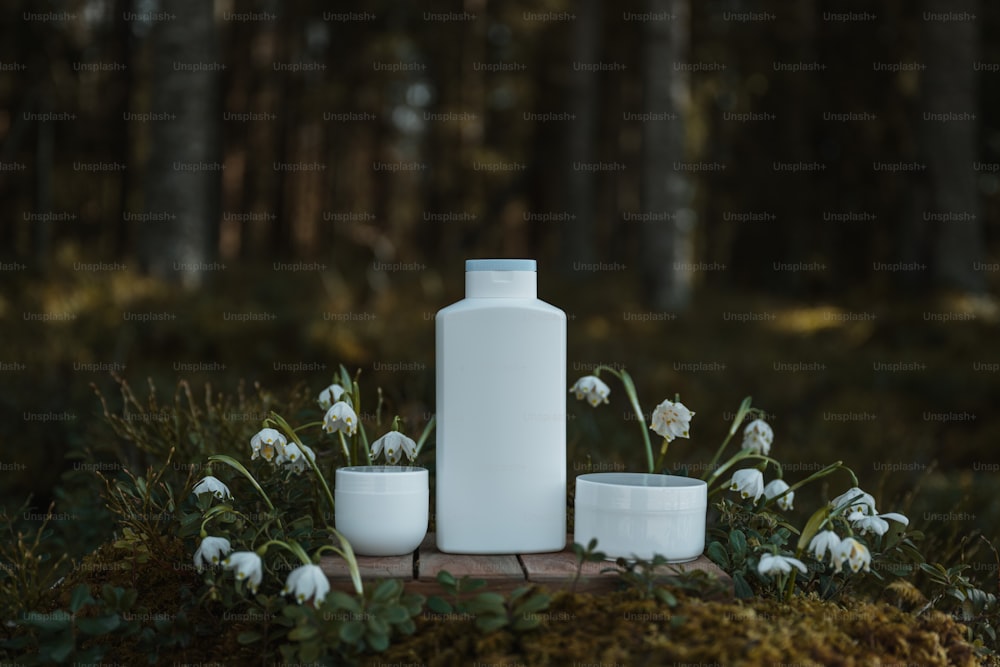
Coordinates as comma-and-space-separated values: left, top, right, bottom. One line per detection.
560, 0, 601, 273
139, 0, 221, 288
639, 0, 693, 310
920, 0, 985, 293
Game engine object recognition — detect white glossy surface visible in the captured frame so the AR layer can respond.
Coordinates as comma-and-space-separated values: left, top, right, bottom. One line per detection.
574, 473, 707, 562
435, 260, 566, 554
335, 467, 428, 556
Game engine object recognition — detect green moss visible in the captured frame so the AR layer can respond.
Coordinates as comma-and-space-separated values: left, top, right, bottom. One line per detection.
367, 589, 982, 666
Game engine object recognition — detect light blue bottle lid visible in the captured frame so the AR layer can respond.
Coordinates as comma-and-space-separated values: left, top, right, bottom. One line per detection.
466, 259, 537, 272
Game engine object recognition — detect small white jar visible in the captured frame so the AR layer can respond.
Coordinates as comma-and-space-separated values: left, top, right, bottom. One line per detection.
574, 473, 707, 562
335, 466, 428, 556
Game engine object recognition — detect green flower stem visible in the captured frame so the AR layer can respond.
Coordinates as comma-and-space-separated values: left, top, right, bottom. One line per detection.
270, 411, 338, 521
256, 539, 313, 565
293, 420, 325, 431
207, 455, 281, 530
198, 504, 247, 536
702, 396, 752, 480
414, 414, 436, 458
338, 431, 352, 467
784, 570, 797, 602
706, 450, 783, 497
594, 365, 654, 473
760, 461, 856, 513
315, 537, 363, 595
304, 446, 337, 522
352, 380, 362, 465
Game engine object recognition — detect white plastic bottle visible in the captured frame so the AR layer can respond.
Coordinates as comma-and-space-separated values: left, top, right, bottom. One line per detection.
435, 259, 566, 554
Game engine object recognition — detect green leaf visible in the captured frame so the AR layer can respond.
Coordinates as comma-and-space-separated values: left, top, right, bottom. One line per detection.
70, 584, 94, 613
77, 614, 121, 635
513, 593, 551, 616
427, 596, 452, 614
706, 541, 729, 569
461, 577, 487, 592
475, 613, 510, 633
511, 615, 540, 631
435, 570, 456, 589
23, 610, 72, 631
654, 588, 678, 607
327, 590, 362, 614
367, 630, 390, 652
372, 579, 402, 604
339, 365, 353, 396
288, 625, 318, 641
471, 592, 506, 608
383, 604, 409, 624
729, 396, 753, 436
732, 572, 754, 599
797, 505, 830, 554
237, 630, 263, 645
338, 621, 365, 644
729, 529, 747, 556
41, 631, 75, 663
300, 638, 321, 664
366, 615, 389, 636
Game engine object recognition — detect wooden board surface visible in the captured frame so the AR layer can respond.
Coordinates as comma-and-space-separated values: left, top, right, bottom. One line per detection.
320, 533, 732, 598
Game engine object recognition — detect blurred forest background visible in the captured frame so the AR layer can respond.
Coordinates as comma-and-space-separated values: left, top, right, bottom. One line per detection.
1, 0, 999, 568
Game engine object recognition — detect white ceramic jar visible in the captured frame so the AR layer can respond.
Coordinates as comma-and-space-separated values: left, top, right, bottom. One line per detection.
334, 466, 428, 556
574, 472, 707, 562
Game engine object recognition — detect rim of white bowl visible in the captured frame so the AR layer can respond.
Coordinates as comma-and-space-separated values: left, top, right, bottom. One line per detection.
338, 465, 428, 473
335, 466, 428, 494
575, 472, 706, 511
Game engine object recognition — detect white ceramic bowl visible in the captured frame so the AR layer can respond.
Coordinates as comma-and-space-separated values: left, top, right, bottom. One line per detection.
574, 472, 707, 562
335, 466, 428, 556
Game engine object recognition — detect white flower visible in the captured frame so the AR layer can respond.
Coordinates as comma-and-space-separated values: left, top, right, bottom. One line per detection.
569, 376, 610, 407
742, 419, 773, 456
729, 468, 765, 502
649, 399, 695, 441
833, 537, 871, 574
223, 551, 263, 593
193, 536, 231, 571
830, 487, 876, 520
250, 428, 287, 463
853, 514, 890, 537
371, 431, 417, 464
758, 553, 808, 577
192, 475, 232, 500
323, 401, 358, 436
763, 479, 793, 510
808, 530, 842, 562
318, 383, 346, 410
853, 511, 909, 537
879, 512, 909, 527
282, 564, 330, 605
278, 442, 316, 473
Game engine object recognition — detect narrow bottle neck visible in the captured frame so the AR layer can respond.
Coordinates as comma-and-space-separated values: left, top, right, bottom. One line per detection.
465, 270, 537, 298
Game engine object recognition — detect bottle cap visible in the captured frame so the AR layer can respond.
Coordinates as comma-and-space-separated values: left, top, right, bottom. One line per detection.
464, 259, 537, 297
466, 259, 537, 272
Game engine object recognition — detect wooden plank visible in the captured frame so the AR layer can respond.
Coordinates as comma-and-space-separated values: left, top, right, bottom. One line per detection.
519, 550, 732, 595
321, 550, 414, 584
416, 533, 526, 594
321, 533, 733, 599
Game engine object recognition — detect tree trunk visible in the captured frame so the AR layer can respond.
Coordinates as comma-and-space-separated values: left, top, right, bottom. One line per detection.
139, 0, 220, 288
560, 0, 601, 273
639, 0, 693, 311
920, 0, 985, 293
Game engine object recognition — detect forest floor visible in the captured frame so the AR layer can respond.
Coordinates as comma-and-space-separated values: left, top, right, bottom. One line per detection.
2, 253, 999, 663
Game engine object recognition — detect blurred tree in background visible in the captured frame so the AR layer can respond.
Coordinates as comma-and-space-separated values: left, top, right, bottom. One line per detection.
0, 0, 994, 296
